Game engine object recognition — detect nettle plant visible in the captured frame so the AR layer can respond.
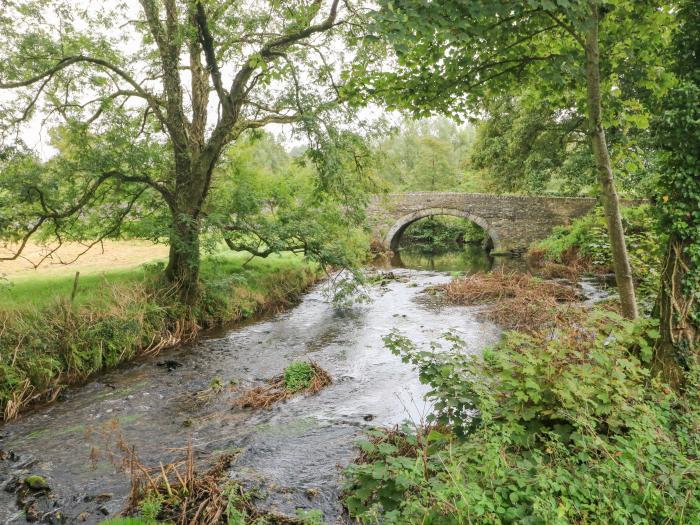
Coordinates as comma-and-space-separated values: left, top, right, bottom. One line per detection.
345, 313, 700, 523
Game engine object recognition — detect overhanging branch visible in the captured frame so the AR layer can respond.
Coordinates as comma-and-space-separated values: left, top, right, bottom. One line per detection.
0, 55, 167, 127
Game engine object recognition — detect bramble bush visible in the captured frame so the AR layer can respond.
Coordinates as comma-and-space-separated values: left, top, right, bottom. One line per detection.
344, 312, 700, 524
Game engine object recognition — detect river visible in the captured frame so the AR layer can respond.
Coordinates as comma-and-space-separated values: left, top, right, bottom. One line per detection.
0, 248, 504, 524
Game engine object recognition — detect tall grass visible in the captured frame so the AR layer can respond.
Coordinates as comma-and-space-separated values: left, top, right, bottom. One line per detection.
0, 252, 318, 420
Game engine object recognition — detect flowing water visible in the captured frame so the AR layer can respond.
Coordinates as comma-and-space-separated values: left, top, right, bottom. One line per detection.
391, 244, 494, 273
0, 251, 503, 524
0, 246, 606, 524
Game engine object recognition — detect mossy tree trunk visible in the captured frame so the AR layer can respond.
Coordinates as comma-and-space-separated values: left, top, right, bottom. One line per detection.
654, 236, 699, 386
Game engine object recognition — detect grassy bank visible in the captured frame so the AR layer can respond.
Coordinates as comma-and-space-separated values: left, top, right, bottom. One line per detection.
0, 252, 319, 421
528, 205, 662, 307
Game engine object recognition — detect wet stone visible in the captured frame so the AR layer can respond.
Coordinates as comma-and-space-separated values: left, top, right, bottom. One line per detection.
156, 360, 183, 371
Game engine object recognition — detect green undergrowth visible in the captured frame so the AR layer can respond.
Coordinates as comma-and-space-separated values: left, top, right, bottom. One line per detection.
0, 252, 318, 420
102, 519, 150, 525
284, 361, 315, 391
530, 205, 663, 309
344, 311, 700, 524
401, 216, 486, 253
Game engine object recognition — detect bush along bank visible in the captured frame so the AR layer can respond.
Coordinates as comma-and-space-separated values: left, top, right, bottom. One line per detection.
0, 254, 319, 421
344, 251, 699, 524
528, 205, 663, 312
343, 311, 700, 524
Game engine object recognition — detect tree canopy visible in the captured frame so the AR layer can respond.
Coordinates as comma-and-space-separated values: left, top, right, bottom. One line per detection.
0, 0, 369, 303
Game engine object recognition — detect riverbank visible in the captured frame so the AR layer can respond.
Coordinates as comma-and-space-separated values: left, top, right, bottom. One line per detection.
344, 268, 700, 524
0, 267, 498, 524
0, 252, 319, 421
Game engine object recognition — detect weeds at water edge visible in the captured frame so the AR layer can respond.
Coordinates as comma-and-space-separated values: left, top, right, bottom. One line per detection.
116, 440, 323, 524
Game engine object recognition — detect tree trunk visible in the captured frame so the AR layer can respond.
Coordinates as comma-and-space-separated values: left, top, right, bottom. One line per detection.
584, 7, 638, 320
165, 161, 204, 306
165, 209, 201, 305
654, 235, 699, 387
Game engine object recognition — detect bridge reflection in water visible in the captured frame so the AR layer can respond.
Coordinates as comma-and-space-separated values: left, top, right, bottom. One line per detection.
389, 245, 530, 274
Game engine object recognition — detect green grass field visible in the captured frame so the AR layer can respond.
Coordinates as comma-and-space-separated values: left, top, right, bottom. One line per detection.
0, 251, 313, 310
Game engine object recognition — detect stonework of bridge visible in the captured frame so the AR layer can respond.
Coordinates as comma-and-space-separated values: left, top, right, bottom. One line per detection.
368, 192, 599, 255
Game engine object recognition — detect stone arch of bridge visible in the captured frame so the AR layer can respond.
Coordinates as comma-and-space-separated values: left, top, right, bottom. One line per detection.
384, 207, 502, 252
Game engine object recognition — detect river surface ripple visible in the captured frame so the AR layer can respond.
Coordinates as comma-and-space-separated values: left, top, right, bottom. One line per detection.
0, 269, 501, 524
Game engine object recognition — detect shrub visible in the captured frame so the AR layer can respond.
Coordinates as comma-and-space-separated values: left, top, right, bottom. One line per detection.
531, 205, 664, 312
344, 313, 700, 524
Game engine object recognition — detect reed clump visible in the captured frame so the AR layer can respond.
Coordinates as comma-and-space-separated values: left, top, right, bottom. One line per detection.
117, 441, 305, 525
234, 362, 331, 410
440, 271, 585, 333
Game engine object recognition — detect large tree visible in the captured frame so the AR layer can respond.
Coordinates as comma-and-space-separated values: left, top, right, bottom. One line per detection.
351, 0, 675, 319
0, 0, 363, 303
469, 95, 595, 196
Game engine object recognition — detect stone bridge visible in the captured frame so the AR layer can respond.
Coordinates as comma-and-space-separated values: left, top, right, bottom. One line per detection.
368, 192, 599, 255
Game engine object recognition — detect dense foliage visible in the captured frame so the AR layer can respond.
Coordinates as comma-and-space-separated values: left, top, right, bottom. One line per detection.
469, 96, 594, 196
400, 217, 486, 253
345, 313, 700, 524
206, 131, 371, 272
372, 118, 479, 192
650, 0, 700, 375
533, 206, 663, 310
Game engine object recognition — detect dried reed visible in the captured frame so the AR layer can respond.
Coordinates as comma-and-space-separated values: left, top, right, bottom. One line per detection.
233, 363, 331, 410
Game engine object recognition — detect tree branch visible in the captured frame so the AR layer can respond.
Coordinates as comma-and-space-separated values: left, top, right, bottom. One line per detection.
229, 0, 341, 105
1, 170, 172, 262
544, 11, 586, 48
0, 55, 167, 128
193, 2, 230, 111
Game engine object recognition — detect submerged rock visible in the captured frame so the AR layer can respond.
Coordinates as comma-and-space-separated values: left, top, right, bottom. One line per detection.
157, 360, 183, 371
